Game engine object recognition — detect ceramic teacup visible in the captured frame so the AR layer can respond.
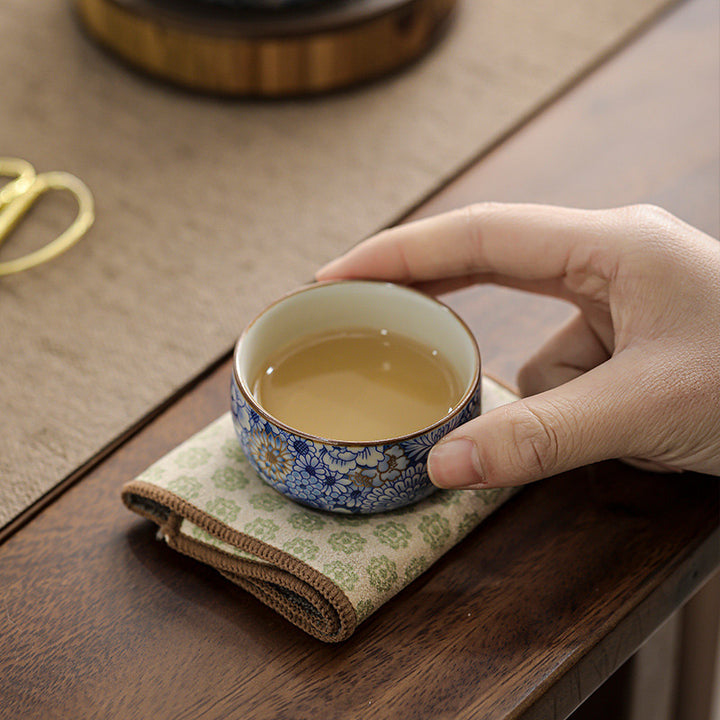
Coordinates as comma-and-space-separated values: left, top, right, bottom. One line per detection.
231, 280, 481, 513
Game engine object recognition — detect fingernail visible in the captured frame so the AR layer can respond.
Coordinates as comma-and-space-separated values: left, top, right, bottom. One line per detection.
428, 438, 483, 488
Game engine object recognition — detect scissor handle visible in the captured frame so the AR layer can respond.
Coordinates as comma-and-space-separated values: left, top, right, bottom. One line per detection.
0, 170, 95, 277
0, 157, 37, 207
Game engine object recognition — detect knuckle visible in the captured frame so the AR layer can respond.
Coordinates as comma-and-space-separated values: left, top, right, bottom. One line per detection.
462, 203, 486, 238
460, 203, 503, 272
626, 203, 676, 226
612, 204, 686, 273
505, 402, 561, 479
622, 204, 682, 240
463, 202, 504, 237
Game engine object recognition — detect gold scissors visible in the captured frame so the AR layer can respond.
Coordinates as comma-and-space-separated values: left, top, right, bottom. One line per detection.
0, 157, 94, 276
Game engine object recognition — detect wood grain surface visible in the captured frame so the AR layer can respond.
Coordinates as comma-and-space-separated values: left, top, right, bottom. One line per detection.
76, 0, 457, 95
1, 0, 718, 718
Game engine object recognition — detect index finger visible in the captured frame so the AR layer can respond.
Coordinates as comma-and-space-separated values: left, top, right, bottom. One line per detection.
316, 203, 614, 284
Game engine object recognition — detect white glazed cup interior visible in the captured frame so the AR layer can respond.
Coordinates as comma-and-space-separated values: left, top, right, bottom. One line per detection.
234, 280, 480, 443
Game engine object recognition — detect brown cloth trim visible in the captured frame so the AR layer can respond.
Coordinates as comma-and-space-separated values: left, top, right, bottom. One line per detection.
121, 480, 357, 643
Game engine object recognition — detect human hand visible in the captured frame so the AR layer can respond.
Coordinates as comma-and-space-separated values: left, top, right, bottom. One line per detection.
316, 203, 720, 489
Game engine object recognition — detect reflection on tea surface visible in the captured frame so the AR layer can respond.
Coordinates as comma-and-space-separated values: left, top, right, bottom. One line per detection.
253, 327, 463, 442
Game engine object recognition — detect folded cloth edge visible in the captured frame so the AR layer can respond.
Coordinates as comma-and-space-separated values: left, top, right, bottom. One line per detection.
122, 480, 356, 641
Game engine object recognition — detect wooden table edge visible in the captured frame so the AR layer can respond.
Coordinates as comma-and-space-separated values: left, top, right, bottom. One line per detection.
514, 527, 720, 720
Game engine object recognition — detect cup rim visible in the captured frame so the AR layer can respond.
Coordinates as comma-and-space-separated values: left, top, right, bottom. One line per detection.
232, 279, 481, 447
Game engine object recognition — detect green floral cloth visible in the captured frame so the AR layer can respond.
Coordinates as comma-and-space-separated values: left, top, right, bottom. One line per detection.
122, 376, 519, 642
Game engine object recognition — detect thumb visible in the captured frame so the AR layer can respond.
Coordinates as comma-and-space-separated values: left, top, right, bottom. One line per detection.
427, 355, 653, 488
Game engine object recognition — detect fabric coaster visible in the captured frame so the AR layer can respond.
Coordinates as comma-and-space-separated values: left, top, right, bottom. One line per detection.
122, 376, 519, 642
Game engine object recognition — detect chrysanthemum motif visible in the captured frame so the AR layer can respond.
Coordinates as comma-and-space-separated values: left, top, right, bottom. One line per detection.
231, 385, 265, 435
292, 453, 328, 483
246, 430, 294, 484
344, 446, 411, 490
323, 445, 383, 472
285, 471, 319, 503
365, 462, 431, 512
375, 445, 408, 481
347, 466, 379, 488
336, 486, 367, 511
230, 385, 246, 421
402, 426, 446, 462
247, 408, 264, 431
290, 437, 313, 457
317, 473, 353, 501
458, 396, 480, 425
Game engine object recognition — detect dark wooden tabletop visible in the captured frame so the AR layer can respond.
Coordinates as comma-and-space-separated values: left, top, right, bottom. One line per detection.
1, 1, 718, 719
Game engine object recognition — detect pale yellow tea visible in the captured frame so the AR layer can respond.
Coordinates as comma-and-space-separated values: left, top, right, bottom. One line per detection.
253, 328, 463, 442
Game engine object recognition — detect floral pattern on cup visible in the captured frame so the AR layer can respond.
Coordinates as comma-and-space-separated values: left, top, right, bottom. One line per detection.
230, 376, 481, 514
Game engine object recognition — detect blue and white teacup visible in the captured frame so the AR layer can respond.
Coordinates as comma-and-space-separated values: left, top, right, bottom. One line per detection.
231, 280, 481, 513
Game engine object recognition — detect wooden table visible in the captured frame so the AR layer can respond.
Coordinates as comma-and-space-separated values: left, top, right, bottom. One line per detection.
1, 0, 718, 718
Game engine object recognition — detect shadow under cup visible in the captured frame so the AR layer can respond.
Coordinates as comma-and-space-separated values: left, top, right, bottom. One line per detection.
231, 280, 481, 513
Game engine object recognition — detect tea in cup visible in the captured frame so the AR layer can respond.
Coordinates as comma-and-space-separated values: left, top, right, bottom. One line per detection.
231, 280, 481, 513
